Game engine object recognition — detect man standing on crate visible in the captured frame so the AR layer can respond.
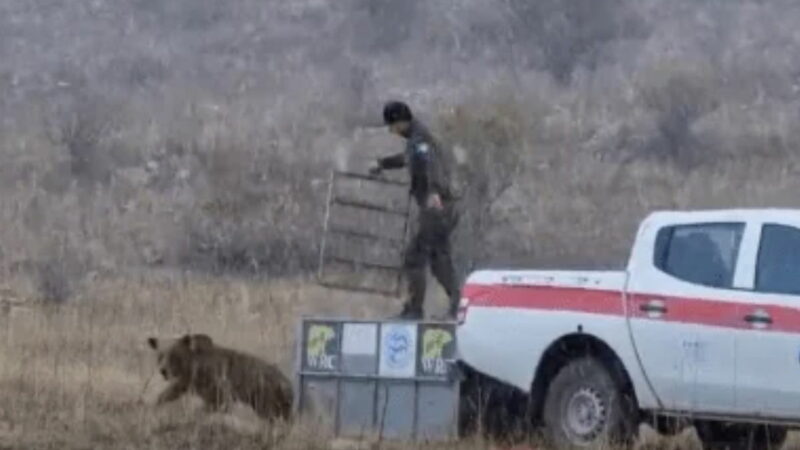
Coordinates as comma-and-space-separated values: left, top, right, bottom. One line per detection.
369, 101, 460, 320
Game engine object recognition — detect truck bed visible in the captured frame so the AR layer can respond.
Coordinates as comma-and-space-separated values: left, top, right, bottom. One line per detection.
457, 269, 631, 392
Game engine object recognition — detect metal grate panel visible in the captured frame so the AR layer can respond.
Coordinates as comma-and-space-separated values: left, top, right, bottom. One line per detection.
317, 171, 412, 297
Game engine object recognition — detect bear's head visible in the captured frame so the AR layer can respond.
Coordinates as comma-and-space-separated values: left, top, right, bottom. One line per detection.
147, 333, 214, 380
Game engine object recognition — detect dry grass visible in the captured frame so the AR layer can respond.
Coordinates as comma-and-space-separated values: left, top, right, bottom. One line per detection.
2, 272, 800, 449
0, 271, 457, 449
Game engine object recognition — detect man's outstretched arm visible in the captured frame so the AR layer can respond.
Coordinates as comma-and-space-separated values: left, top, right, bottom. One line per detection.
370, 152, 406, 174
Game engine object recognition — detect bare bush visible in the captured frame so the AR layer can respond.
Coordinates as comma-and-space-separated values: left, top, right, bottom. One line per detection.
45, 94, 118, 189
174, 135, 324, 276
35, 259, 74, 304
636, 60, 721, 168
507, 0, 648, 83
350, 0, 419, 54
33, 237, 90, 303
434, 96, 531, 275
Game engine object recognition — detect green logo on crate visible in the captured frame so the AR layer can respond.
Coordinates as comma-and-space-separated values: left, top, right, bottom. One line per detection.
419, 326, 454, 376
306, 324, 337, 371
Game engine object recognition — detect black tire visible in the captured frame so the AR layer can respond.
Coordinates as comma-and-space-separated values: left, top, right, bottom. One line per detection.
542, 357, 637, 449
695, 421, 787, 450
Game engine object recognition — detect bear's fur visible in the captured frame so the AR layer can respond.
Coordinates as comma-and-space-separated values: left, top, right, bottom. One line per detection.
147, 333, 293, 423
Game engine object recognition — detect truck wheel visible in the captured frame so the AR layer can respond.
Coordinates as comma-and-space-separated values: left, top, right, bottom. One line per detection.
543, 357, 636, 449
695, 421, 787, 450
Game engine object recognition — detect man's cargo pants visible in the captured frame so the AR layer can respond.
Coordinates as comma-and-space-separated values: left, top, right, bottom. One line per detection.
401, 202, 460, 317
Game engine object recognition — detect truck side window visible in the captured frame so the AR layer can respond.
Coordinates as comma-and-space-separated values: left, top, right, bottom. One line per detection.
654, 223, 744, 288
755, 224, 800, 295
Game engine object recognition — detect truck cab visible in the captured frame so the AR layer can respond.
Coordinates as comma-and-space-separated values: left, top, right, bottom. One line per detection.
456, 209, 800, 448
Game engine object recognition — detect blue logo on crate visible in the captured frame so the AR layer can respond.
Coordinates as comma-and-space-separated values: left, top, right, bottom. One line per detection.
384, 327, 412, 370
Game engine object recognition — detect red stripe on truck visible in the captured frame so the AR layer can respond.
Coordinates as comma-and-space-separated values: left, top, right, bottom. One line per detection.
463, 283, 800, 334
463, 284, 624, 315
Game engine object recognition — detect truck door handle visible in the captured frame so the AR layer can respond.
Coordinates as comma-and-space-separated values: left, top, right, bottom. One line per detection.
744, 309, 772, 325
639, 299, 667, 314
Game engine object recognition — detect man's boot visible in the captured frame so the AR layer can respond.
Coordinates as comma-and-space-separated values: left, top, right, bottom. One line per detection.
390, 302, 423, 320
431, 294, 459, 321
430, 249, 460, 321
447, 294, 459, 319
389, 266, 426, 320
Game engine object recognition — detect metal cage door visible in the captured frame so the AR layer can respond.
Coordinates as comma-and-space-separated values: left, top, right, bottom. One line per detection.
317, 171, 412, 297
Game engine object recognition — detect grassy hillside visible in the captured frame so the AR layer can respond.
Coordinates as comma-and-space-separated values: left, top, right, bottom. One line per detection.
3, 0, 800, 299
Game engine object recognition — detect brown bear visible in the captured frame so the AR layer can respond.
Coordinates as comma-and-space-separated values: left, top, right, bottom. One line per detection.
147, 333, 293, 423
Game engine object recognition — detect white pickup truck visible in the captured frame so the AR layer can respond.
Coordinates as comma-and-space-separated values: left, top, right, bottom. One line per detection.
456, 209, 800, 449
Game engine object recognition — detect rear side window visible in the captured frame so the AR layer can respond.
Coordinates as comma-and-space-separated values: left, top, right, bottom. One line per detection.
654, 223, 745, 288
756, 224, 800, 295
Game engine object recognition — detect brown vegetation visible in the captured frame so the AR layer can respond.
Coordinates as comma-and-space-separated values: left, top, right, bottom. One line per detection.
2, 0, 800, 299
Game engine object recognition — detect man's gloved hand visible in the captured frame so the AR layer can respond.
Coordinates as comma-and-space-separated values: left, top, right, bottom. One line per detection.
368, 160, 383, 176
426, 192, 443, 210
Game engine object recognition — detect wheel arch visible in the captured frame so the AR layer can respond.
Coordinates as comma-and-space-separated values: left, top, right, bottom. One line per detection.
528, 333, 640, 424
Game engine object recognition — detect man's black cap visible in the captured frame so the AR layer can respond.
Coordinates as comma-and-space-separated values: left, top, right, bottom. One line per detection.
383, 101, 413, 125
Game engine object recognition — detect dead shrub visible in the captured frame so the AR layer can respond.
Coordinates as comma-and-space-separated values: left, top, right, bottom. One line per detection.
434, 97, 530, 275
636, 60, 721, 168
507, 0, 648, 83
